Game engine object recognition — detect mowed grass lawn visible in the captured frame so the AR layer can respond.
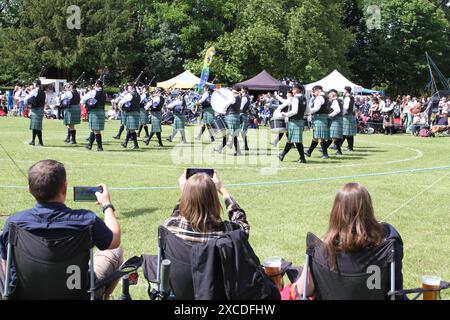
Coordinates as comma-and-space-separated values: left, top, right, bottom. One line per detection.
0, 116, 449, 300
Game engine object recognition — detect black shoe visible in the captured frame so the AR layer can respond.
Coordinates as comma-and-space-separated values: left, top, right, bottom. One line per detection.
336, 152, 343, 156
298, 159, 307, 164
86, 137, 90, 141
85, 145, 92, 150
143, 139, 150, 146
166, 137, 172, 142
113, 135, 120, 140
322, 155, 329, 159
132, 145, 139, 150
29, 141, 35, 146
278, 153, 285, 161
305, 150, 311, 157
38, 143, 44, 147
97, 147, 104, 152
121, 142, 127, 148
245, 146, 249, 151
70, 141, 77, 145
331, 145, 337, 150
234, 152, 242, 156
64, 138, 70, 144
210, 136, 215, 142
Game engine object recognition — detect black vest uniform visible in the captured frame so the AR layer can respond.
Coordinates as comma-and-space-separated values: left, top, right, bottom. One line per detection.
152, 96, 164, 113
129, 91, 140, 113
93, 90, 106, 110
227, 96, 241, 115
316, 94, 329, 115
329, 99, 343, 117
30, 89, 46, 109
241, 95, 251, 114
70, 90, 81, 106
201, 93, 212, 109
343, 95, 355, 116
290, 95, 307, 121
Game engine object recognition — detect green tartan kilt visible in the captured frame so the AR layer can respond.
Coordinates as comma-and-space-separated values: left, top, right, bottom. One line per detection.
29, 108, 44, 130
88, 108, 105, 131
312, 114, 330, 140
343, 115, 357, 136
120, 111, 127, 126
126, 111, 140, 130
151, 112, 162, 133
287, 120, 305, 143
330, 116, 343, 139
240, 113, 248, 131
173, 113, 186, 130
63, 105, 81, 125
201, 107, 215, 125
140, 109, 150, 125
225, 114, 241, 135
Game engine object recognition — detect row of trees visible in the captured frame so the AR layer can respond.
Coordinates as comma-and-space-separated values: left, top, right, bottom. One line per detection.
0, 0, 448, 94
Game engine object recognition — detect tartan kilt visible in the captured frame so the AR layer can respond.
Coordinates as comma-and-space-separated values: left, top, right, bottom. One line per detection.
63, 104, 81, 125
312, 114, 330, 139
88, 108, 105, 131
225, 114, 241, 135
201, 107, 215, 125
343, 115, 357, 136
287, 119, 304, 143
330, 116, 343, 139
151, 112, 162, 133
240, 113, 248, 131
29, 108, 44, 130
126, 111, 140, 130
139, 109, 150, 125
120, 111, 127, 126
173, 113, 186, 130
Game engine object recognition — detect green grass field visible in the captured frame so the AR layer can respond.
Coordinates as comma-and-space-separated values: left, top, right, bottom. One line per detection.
0, 116, 449, 300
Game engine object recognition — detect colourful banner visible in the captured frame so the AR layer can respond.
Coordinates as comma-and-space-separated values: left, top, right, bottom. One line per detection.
198, 47, 215, 93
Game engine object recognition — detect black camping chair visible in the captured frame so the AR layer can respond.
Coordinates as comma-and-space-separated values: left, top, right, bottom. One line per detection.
1, 223, 141, 300
142, 226, 229, 300
2, 223, 95, 300
301, 232, 397, 300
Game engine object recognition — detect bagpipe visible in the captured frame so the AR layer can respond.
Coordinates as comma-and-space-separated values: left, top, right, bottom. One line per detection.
61, 72, 85, 108
122, 71, 144, 112
86, 67, 107, 109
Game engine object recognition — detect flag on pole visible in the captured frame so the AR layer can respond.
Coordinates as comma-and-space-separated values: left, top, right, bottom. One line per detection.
198, 47, 215, 93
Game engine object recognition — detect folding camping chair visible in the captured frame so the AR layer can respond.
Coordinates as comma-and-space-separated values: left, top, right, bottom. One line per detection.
1, 223, 141, 300
301, 232, 398, 300
2, 224, 96, 300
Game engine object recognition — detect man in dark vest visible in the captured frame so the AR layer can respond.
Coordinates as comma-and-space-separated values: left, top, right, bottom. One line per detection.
81, 80, 107, 151
25, 79, 46, 146
278, 84, 308, 164
60, 82, 81, 144
240, 87, 251, 151
118, 83, 141, 149
342, 86, 357, 151
306, 86, 331, 159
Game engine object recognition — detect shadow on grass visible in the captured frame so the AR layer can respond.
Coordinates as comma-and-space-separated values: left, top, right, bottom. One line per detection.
120, 207, 159, 218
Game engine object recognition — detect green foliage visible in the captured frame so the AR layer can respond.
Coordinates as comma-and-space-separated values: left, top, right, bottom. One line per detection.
0, 0, 448, 94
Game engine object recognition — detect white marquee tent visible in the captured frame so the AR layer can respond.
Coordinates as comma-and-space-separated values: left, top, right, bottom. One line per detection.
157, 70, 204, 89
305, 70, 363, 93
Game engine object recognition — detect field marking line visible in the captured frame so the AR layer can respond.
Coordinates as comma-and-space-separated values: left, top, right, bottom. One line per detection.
1, 165, 449, 191
1, 139, 423, 171
380, 171, 450, 223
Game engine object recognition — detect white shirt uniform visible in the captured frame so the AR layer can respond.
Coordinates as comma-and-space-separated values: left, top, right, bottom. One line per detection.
310, 94, 326, 115
24, 88, 39, 105
118, 92, 133, 108
329, 99, 341, 118
284, 94, 310, 119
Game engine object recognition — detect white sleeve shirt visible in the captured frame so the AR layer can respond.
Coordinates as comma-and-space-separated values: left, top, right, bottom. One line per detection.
197, 92, 209, 104
329, 99, 341, 118
343, 96, 351, 112
310, 95, 325, 114
240, 96, 249, 111
151, 95, 161, 108
118, 93, 133, 108
60, 91, 73, 101
24, 88, 39, 104
167, 99, 182, 110
81, 90, 96, 103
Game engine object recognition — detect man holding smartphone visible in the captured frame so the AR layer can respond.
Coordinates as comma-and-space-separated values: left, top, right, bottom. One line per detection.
0, 160, 122, 299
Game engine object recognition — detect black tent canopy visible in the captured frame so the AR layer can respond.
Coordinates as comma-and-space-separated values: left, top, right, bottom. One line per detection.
234, 70, 290, 92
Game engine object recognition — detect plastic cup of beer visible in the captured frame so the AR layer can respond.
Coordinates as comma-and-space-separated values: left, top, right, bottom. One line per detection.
263, 257, 282, 289
422, 276, 441, 300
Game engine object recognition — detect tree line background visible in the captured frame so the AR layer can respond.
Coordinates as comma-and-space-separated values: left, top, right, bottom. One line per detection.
0, 0, 449, 95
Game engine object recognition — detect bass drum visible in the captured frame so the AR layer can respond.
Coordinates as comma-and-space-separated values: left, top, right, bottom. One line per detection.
211, 88, 234, 115
209, 115, 227, 138
270, 118, 287, 133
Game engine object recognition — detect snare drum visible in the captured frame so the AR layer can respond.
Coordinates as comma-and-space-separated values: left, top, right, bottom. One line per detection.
270, 118, 287, 133
209, 115, 227, 138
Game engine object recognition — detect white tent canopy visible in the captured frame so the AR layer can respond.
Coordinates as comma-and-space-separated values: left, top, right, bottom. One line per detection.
305, 70, 363, 93
157, 70, 203, 89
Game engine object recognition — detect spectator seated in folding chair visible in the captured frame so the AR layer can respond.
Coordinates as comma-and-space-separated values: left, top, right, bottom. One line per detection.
140, 169, 280, 300
294, 183, 405, 300
0, 160, 123, 300
430, 111, 449, 137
